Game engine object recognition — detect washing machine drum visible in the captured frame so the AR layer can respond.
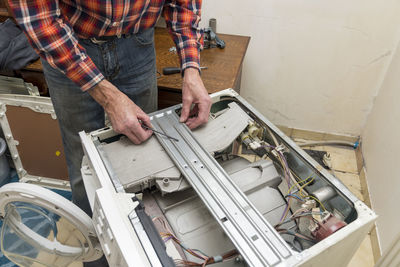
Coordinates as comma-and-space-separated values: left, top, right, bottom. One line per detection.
0, 183, 102, 267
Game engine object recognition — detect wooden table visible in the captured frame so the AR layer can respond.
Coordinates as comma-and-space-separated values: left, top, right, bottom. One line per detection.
1, 26, 250, 108
155, 27, 250, 108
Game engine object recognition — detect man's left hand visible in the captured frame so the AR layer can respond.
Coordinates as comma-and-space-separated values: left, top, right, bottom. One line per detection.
180, 68, 212, 129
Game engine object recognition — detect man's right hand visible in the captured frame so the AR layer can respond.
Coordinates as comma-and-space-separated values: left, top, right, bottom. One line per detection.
89, 79, 153, 144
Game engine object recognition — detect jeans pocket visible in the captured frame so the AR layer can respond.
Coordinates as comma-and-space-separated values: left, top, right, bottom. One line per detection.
133, 27, 154, 46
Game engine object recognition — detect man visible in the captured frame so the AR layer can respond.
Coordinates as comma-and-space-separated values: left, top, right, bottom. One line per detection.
7, 1, 210, 264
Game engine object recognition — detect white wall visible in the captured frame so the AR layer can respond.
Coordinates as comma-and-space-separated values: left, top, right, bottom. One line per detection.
200, 0, 400, 136
362, 39, 400, 254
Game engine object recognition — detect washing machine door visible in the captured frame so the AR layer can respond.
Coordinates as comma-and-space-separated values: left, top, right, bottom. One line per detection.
0, 183, 103, 267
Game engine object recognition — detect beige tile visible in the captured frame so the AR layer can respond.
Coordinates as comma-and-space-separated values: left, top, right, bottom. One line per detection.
68, 262, 83, 267
289, 127, 358, 142
291, 128, 325, 141
348, 235, 374, 267
324, 146, 359, 174
334, 171, 363, 201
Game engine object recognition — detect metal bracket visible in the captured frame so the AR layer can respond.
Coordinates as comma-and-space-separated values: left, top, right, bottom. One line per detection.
151, 109, 293, 266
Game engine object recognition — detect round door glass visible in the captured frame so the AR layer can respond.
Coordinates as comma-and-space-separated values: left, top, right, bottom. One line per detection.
1, 201, 88, 267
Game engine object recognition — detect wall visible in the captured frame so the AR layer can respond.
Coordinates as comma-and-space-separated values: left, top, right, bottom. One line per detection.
362, 39, 400, 254
200, 0, 400, 136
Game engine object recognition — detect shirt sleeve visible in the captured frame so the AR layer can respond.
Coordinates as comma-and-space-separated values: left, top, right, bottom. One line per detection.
7, 0, 104, 91
163, 0, 203, 72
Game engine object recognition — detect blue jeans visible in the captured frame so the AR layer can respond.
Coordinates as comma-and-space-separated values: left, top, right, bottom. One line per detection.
42, 28, 157, 216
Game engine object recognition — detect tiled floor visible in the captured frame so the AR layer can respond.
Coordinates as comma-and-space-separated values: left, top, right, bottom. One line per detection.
296, 141, 375, 267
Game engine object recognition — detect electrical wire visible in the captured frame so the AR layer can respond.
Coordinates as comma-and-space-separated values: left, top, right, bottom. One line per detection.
286, 176, 327, 212
174, 249, 238, 266
265, 144, 309, 196
154, 216, 239, 266
275, 211, 324, 228
257, 132, 331, 249
306, 195, 327, 211
288, 176, 314, 197
160, 232, 209, 261
262, 144, 293, 189
279, 197, 292, 223
279, 175, 314, 223
285, 194, 305, 202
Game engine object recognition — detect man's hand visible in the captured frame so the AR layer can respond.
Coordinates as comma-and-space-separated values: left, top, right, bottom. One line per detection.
180, 68, 212, 129
89, 80, 152, 144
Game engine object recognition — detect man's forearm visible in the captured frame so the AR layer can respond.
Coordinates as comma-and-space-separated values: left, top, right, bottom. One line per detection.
88, 80, 120, 108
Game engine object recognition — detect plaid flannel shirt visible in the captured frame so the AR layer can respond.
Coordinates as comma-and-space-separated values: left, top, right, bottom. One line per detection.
8, 0, 203, 90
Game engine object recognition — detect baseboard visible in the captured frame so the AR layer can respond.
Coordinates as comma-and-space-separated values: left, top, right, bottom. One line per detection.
370, 225, 382, 263
277, 126, 359, 143
359, 166, 382, 263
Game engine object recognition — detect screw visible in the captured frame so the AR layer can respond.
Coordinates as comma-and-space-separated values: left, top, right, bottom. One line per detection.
163, 178, 169, 186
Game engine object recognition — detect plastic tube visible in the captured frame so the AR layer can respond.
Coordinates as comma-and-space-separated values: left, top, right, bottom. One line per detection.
299, 140, 359, 149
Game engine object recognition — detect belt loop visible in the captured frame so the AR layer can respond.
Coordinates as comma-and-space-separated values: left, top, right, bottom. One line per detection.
90, 37, 107, 44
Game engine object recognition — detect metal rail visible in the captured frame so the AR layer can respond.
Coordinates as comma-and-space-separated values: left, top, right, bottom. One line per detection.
151, 109, 293, 267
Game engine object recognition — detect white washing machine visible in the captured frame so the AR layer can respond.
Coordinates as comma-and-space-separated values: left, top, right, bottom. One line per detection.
0, 89, 376, 267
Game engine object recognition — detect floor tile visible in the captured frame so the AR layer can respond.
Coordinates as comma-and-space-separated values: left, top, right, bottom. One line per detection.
333, 171, 364, 201
291, 128, 325, 140
68, 262, 83, 267
348, 235, 374, 267
323, 146, 359, 174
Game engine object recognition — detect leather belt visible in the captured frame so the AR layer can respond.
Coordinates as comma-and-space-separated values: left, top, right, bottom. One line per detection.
89, 33, 132, 44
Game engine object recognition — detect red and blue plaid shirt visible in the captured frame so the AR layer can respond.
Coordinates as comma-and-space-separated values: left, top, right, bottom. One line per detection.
8, 0, 203, 90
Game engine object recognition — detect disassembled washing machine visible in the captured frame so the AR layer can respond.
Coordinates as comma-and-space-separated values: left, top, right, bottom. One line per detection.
0, 89, 376, 267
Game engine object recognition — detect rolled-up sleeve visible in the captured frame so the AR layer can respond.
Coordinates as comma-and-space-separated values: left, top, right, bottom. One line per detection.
163, 0, 203, 72
8, 0, 104, 91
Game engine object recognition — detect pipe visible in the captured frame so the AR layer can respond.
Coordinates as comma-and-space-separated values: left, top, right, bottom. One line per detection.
299, 140, 359, 149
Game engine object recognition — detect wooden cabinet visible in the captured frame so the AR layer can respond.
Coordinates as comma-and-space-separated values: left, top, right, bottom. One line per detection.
155, 27, 250, 108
